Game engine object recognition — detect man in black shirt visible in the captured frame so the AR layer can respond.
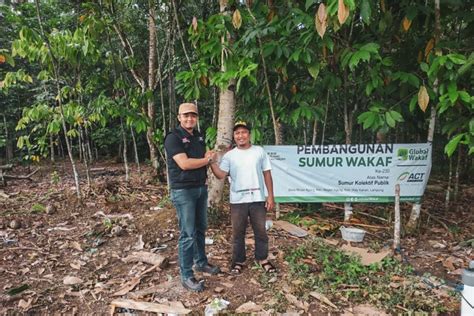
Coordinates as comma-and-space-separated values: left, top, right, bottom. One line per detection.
164, 102, 220, 292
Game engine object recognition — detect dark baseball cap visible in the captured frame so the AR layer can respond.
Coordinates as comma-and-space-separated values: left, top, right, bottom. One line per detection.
233, 120, 251, 132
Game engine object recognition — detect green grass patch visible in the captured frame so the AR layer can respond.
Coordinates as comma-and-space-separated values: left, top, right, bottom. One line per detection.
30, 203, 46, 214
283, 237, 455, 312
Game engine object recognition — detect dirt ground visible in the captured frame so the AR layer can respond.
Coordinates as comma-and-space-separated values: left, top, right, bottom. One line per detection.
0, 161, 473, 314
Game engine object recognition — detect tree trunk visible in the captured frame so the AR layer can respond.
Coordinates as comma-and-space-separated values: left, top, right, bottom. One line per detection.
61, 116, 81, 198
130, 126, 140, 173
343, 75, 356, 221
343, 102, 352, 145
35, 0, 81, 198
208, 87, 235, 208
121, 118, 130, 182
321, 90, 329, 145
78, 130, 83, 162
212, 87, 218, 127
146, 3, 159, 171
156, 4, 170, 141
3, 114, 13, 162
445, 156, 452, 209
311, 118, 318, 145
407, 0, 440, 231
80, 126, 91, 188
207, 0, 237, 208
454, 147, 461, 201
50, 135, 55, 162
303, 120, 307, 145
393, 184, 401, 251
84, 124, 93, 163
168, 14, 177, 131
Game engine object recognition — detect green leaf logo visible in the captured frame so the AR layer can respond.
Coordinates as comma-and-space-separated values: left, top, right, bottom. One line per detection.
397, 148, 408, 160
397, 172, 410, 181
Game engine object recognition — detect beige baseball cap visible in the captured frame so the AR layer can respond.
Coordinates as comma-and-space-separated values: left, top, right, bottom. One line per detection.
178, 103, 198, 115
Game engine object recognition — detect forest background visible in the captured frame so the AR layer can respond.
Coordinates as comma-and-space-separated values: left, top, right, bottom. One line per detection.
1, 0, 473, 224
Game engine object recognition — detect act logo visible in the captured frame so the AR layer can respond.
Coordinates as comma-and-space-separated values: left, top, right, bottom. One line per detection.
397, 172, 425, 183
407, 173, 425, 182
397, 148, 408, 161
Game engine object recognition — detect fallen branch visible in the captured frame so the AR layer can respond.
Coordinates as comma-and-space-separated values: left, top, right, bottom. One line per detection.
110, 299, 191, 315
336, 221, 389, 230
94, 211, 133, 220
112, 278, 141, 297
309, 291, 338, 309
420, 208, 453, 238
113, 264, 160, 296
123, 251, 168, 269
128, 285, 161, 299
364, 230, 385, 240
324, 203, 388, 222
418, 207, 459, 225
90, 167, 106, 172
4, 168, 40, 181
355, 211, 388, 222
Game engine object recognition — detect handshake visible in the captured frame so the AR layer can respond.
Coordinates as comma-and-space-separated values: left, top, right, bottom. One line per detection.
205, 150, 220, 166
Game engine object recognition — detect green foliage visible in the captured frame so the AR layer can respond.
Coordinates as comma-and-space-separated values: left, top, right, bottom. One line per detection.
285, 244, 310, 276
31, 203, 46, 214
50, 171, 60, 185
205, 126, 217, 150
157, 195, 172, 209
284, 238, 449, 312
357, 103, 404, 132
102, 218, 113, 230
1, 0, 473, 166
92, 127, 121, 156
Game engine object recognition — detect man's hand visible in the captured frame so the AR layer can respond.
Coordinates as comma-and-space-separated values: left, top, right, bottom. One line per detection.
265, 196, 275, 212
205, 150, 215, 165
211, 151, 219, 162
263, 170, 275, 212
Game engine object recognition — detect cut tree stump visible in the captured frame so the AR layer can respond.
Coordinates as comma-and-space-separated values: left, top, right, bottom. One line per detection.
123, 251, 169, 269
0, 164, 13, 186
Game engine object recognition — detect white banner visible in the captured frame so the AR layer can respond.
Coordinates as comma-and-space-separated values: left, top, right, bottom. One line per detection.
263, 143, 432, 203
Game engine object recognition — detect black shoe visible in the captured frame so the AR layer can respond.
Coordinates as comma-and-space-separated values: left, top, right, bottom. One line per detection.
182, 277, 204, 292
195, 263, 221, 275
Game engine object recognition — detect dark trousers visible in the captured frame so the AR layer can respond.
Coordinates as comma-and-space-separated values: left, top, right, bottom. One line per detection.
230, 202, 268, 264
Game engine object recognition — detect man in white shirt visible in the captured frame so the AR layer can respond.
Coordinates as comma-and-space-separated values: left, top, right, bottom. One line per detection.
210, 121, 276, 274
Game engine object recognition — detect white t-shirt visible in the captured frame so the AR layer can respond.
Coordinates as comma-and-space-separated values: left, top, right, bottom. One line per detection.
219, 145, 272, 204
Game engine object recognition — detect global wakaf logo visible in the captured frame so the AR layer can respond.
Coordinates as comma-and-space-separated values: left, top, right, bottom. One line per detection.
397, 148, 408, 161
